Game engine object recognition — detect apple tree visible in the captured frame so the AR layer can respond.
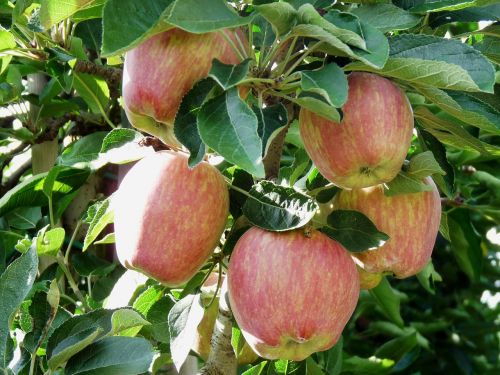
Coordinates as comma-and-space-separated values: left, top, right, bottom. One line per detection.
0, 1, 499, 374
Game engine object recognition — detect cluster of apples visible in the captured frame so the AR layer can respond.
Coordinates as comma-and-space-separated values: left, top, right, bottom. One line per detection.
114, 28, 441, 362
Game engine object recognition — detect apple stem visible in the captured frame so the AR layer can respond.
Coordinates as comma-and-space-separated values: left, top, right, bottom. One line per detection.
198, 278, 237, 375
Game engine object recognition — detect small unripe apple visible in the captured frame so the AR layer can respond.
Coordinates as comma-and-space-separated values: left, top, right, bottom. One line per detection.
114, 151, 229, 286
193, 274, 259, 365
227, 227, 359, 361
299, 72, 414, 189
123, 28, 244, 147
334, 177, 441, 282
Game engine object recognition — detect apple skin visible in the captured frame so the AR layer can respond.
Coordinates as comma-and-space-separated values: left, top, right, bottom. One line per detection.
333, 177, 441, 281
122, 28, 244, 147
299, 72, 414, 189
113, 151, 229, 286
227, 227, 359, 361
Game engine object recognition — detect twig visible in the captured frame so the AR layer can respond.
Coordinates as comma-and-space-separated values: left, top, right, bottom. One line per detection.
73, 60, 122, 83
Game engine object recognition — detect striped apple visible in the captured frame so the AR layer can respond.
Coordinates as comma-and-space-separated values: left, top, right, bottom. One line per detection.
114, 151, 229, 286
334, 177, 441, 284
299, 72, 414, 189
227, 227, 359, 361
122, 28, 244, 147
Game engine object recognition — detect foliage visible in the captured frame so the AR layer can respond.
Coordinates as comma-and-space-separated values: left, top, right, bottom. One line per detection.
0, 0, 498, 374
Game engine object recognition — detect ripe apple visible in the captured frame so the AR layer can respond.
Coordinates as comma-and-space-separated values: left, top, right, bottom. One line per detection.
227, 227, 359, 361
113, 151, 229, 286
123, 28, 245, 147
193, 273, 259, 365
333, 177, 441, 282
299, 72, 414, 189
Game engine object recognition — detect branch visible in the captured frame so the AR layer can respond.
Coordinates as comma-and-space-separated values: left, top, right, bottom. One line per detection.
198, 279, 237, 375
262, 103, 295, 180
73, 60, 122, 83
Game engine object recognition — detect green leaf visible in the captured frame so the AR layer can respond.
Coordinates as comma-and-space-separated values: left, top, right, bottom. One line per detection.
389, 34, 495, 93
36, 227, 65, 256
253, 15, 276, 48
72, 0, 107, 22
111, 309, 150, 335
384, 171, 433, 197
22, 291, 72, 355
300, 63, 348, 107
414, 85, 500, 135
292, 17, 390, 69
324, 337, 343, 375
72, 251, 116, 277
298, 5, 367, 51
0, 168, 90, 218
0, 30, 15, 52
0, 247, 37, 367
341, 356, 394, 375
168, 294, 205, 371
83, 197, 114, 251
475, 35, 500, 65
306, 358, 325, 375
5, 207, 42, 230
351, 4, 421, 32
209, 58, 252, 91
348, 57, 484, 93
414, 107, 494, 155
174, 78, 216, 167
164, 0, 250, 33
255, 2, 297, 35
294, 92, 341, 122
375, 332, 418, 361
448, 209, 482, 282
57, 132, 108, 170
198, 87, 265, 177
40, 0, 95, 29
101, 0, 173, 57
417, 129, 455, 198
64, 336, 154, 375
407, 151, 446, 179
370, 278, 404, 327
409, 0, 480, 13
46, 309, 115, 370
279, 148, 311, 187
321, 210, 389, 252
253, 103, 288, 156
416, 261, 443, 295
242, 362, 268, 375
94, 233, 115, 245
242, 181, 318, 231
99, 128, 150, 165
72, 72, 110, 115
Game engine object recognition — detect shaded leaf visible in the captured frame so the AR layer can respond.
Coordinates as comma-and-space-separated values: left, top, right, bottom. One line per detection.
242, 181, 318, 231
321, 210, 389, 252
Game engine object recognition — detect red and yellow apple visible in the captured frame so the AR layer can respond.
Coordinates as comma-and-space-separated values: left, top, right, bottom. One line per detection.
227, 227, 359, 361
113, 151, 229, 286
334, 177, 441, 284
193, 273, 259, 365
122, 28, 244, 147
299, 72, 414, 189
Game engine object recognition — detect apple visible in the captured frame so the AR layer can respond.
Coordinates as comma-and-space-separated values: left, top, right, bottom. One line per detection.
299, 72, 414, 189
333, 177, 441, 282
122, 28, 245, 147
113, 151, 229, 286
227, 227, 359, 361
193, 273, 259, 365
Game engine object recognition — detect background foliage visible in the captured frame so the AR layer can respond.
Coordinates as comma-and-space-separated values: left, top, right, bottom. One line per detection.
0, 0, 499, 374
